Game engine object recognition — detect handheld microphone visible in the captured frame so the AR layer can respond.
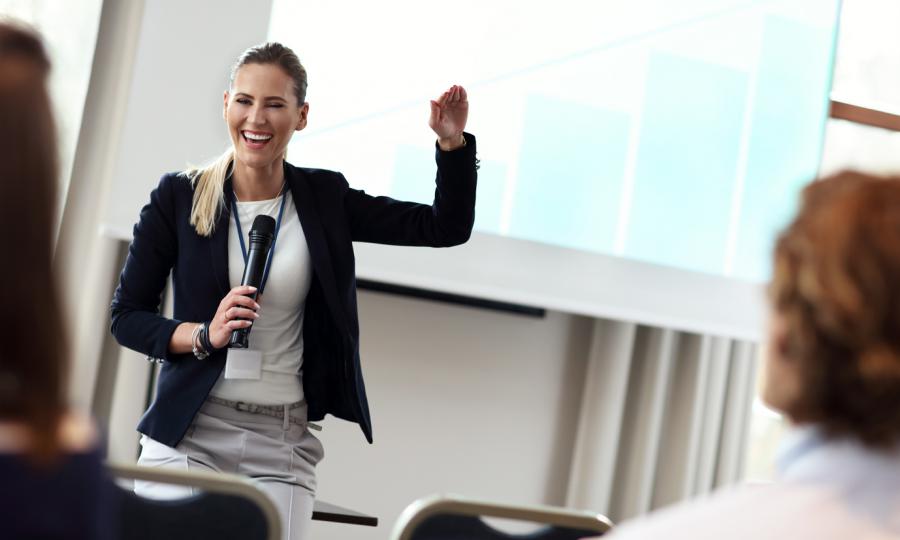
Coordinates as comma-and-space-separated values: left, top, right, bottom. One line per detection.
229, 214, 276, 349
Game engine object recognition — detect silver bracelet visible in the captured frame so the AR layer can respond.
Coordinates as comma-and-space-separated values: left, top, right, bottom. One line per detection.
191, 323, 208, 360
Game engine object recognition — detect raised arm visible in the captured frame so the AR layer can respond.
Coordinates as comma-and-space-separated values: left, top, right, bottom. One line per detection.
344, 85, 477, 246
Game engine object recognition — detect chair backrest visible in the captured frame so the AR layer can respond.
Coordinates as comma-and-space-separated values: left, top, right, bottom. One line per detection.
391, 494, 613, 540
107, 462, 281, 540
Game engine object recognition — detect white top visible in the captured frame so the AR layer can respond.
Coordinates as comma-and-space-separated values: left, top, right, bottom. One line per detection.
605, 425, 900, 540
208, 190, 313, 405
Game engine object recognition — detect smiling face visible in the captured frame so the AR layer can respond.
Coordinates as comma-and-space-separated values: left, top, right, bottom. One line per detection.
224, 62, 308, 171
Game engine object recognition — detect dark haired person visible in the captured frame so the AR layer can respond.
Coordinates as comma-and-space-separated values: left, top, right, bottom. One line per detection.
0, 21, 114, 540
110, 42, 476, 539
602, 172, 900, 539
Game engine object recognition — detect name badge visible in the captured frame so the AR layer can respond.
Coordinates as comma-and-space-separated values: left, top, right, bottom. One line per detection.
224, 349, 263, 380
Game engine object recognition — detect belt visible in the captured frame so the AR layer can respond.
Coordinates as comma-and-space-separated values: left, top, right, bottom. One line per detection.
206, 396, 322, 431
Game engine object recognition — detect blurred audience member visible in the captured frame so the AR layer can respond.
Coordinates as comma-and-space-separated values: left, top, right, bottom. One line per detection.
604, 171, 900, 539
0, 20, 114, 540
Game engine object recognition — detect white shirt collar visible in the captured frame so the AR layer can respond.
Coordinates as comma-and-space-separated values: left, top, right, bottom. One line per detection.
774, 423, 824, 478
775, 423, 900, 485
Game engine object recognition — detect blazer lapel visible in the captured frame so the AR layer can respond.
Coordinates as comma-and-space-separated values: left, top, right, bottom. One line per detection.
286, 165, 349, 332
208, 178, 233, 298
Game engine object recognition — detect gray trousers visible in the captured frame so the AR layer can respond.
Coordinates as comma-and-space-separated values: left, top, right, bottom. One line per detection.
134, 399, 324, 540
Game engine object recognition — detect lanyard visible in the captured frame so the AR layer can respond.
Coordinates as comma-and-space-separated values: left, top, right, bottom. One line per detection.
230, 183, 287, 296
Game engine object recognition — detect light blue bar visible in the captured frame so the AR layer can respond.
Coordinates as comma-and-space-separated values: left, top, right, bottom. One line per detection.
624, 53, 748, 274
508, 94, 630, 253
732, 10, 838, 281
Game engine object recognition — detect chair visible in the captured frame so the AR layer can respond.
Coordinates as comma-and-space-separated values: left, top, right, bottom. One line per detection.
107, 462, 281, 540
391, 494, 613, 540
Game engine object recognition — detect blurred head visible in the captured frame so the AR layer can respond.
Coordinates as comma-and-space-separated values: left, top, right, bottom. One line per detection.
763, 171, 900, 448
223, 42, 309, 172
0, 21, 67, 462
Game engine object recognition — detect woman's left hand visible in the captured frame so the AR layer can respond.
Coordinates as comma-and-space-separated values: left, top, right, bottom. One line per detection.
429, 85, 468, 151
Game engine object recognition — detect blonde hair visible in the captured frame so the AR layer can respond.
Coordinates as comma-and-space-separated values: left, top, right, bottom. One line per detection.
186, 42, 308, 236
185, 149, 233, 236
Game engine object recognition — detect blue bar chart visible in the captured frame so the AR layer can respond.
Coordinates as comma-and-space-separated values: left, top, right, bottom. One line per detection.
275, 0, 841, 283
624, 53, 747, 274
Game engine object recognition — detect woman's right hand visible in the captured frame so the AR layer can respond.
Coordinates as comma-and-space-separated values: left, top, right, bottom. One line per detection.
207, 285, 260, 349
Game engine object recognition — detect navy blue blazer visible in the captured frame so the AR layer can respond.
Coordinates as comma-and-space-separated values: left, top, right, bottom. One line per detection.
110, 133, 477, 447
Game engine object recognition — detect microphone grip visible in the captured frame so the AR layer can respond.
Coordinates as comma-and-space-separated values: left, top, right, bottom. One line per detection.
229, 245, 268, 349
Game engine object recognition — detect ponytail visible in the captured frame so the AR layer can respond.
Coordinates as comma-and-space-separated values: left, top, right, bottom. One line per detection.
185, 148, 233, 236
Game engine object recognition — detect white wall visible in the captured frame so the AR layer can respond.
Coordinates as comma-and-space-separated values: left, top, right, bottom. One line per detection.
309, 290, 591, 539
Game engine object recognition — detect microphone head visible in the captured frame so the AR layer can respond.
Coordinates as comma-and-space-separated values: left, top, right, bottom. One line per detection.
250, 214, 276, 236
248, 215, 276, 247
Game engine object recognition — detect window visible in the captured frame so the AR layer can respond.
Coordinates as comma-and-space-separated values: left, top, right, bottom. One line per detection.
1, 0, 103, 207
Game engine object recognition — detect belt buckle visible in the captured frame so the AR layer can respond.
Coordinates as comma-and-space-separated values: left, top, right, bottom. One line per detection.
235, 401, 251, 413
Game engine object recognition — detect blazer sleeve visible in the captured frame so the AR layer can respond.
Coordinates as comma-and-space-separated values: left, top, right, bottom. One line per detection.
109, 174, 183, 361
344, 132, 477, 247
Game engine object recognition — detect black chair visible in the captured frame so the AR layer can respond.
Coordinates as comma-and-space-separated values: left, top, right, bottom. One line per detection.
391, 494, 613, 540
108, 462, 280, 540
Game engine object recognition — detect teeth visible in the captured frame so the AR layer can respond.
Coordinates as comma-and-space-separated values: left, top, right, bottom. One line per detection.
243, 131, 272, 141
